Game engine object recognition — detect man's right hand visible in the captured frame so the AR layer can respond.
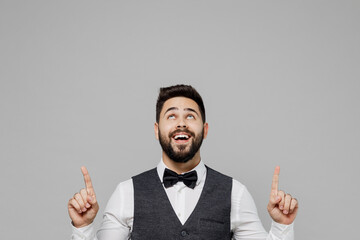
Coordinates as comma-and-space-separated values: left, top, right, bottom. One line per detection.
68, 166, 99, 228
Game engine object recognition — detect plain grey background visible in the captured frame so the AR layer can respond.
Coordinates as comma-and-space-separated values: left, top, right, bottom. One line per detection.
1, 1, 359, 239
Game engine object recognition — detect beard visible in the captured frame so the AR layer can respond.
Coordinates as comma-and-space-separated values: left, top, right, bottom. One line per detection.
158, 128, 204, 163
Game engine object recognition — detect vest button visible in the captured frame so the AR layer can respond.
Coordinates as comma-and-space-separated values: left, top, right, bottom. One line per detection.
181, 230, 188, 237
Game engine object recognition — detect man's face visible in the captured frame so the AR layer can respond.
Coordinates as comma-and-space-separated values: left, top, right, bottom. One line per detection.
155, 97, 208, 163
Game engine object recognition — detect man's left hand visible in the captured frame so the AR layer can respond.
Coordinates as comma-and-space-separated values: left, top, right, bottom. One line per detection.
267, 166, 298, 225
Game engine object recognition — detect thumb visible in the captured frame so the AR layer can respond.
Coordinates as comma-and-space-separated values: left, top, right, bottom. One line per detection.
87, 195, 97, 205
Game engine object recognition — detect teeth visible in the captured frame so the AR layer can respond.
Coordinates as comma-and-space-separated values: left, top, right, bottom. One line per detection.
174, 134, 189, 140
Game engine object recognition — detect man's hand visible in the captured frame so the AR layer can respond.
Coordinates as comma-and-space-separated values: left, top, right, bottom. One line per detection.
267, 166, 298, 225
68, 166, 99, 228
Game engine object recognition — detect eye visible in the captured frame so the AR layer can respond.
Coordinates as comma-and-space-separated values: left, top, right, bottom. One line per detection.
187, 114, 194, 119
168, 115, 175, 120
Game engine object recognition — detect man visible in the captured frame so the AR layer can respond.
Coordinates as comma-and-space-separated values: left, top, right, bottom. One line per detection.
68, 84, 298, 239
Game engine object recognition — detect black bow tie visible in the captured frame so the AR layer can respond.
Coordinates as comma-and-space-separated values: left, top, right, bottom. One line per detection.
163, 168, 198, 189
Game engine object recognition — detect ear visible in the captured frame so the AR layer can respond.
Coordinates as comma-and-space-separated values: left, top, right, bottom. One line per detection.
154, 122, 159, 140
203, 123, 209, 139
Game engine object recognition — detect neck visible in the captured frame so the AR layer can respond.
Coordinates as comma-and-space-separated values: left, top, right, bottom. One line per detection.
162, 151, 201, 174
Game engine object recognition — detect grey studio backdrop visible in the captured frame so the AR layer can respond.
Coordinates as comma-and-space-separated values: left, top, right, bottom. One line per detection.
0, 1, 359, 239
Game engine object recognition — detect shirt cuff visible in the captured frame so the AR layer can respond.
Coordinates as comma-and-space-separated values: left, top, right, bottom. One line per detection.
270, 221, 294, 239
71, 222, 95, 240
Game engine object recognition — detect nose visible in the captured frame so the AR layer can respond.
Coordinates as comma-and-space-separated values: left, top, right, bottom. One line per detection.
176, 117, 187, 129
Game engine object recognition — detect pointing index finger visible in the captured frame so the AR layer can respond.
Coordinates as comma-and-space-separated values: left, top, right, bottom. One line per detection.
271, 166, 280, 195
81, 166, 94, 194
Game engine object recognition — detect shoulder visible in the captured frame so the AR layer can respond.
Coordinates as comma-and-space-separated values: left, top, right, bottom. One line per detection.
115, 178, 134, 192
205, 165, 232, 180
204, 166, 247, 190
104, 178, 134, 213
231, 179, 246, 196
107, 178, 134, 204
231, 179, 258, 207
132, 168, 157, 181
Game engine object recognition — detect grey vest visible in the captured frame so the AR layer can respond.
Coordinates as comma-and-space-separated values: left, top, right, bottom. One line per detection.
131, 166, 233, 240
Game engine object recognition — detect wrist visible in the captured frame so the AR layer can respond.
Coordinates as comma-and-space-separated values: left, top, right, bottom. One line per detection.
72, 220, 93, 228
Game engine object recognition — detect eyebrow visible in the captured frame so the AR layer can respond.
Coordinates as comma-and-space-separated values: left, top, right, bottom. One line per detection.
164, 107, 200, 117
184, 108, 199, 117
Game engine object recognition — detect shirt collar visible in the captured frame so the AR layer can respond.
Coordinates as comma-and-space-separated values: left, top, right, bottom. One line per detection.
157, 158, 206, 187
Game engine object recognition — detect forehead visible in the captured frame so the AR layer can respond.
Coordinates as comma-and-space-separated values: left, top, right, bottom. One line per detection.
161, 97, 200, 114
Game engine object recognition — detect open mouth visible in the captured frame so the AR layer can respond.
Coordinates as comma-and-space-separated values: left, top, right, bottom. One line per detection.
172, 133, 191, 143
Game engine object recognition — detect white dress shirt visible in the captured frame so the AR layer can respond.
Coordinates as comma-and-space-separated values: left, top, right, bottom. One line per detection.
72, 160, 294, 240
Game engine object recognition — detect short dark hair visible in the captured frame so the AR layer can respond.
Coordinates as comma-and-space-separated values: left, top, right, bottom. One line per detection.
156, 84, 206, 123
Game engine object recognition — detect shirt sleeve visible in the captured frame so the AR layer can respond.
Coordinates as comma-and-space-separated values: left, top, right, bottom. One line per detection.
231, 179, 294, 240
70, 179, 134, 240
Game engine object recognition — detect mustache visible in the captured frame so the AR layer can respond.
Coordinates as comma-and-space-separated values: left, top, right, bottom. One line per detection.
168, 129, 195, 138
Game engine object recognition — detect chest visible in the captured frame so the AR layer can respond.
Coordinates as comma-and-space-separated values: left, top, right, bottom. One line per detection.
131, 167, 233, 240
